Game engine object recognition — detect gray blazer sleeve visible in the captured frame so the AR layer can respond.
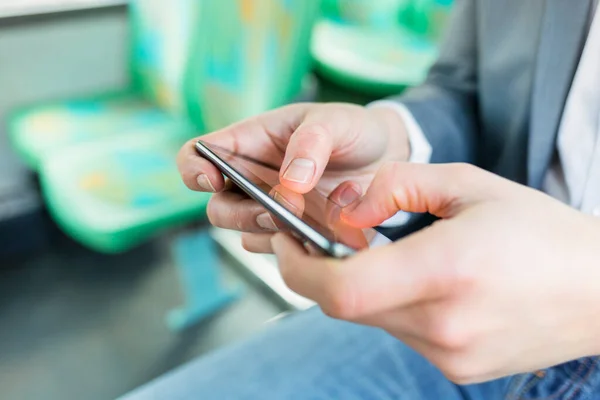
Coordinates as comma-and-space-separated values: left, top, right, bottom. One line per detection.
376, 0, 479, 240
390, 0, 479, 164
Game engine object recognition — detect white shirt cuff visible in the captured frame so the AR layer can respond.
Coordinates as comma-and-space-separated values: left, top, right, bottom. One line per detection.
367, 100, 432, 228
368, 100, 432, 164
370, 232, 392, 247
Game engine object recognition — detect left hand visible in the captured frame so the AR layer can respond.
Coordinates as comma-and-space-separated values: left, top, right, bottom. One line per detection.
271, 162, 600, 384
177, 103, 409, 254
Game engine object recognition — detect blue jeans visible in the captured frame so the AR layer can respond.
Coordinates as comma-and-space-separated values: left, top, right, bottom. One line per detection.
122, 308, 600, 399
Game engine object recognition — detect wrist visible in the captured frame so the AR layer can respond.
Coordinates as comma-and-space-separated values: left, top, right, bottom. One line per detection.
368, 106, 410, 163
588, 219, 600, 354
570, 216, 600, 357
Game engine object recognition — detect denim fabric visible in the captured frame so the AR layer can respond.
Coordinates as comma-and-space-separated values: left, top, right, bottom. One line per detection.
122, 308, 509, 399
121, 308, 600, 399
506, 357, 600, 400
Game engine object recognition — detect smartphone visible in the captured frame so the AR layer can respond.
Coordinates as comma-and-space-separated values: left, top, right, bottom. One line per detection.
195, 140, 376, 258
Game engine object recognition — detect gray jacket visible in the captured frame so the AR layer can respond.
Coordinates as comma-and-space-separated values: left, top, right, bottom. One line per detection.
383, 0, 593, 239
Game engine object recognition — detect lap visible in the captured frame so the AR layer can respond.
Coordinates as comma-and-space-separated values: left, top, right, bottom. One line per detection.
121, 308, 510, 400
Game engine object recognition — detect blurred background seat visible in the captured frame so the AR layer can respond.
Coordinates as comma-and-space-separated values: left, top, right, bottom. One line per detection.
7, 0, 198, 170
313, 0, 453, 95
32, 0, 206, 253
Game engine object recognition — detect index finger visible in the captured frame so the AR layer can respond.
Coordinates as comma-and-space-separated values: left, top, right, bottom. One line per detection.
177, 104, 310, 192
177, 137, 226, 192
271, 222, 456, 320
177, 126, 275, 193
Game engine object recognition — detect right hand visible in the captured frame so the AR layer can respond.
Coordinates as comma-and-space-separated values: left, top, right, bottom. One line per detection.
272, 162, 600, 384
177, 102, 410, 253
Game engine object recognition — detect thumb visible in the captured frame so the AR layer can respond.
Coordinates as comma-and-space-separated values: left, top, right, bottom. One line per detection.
342, 163, 496, 228
279, 104, 367, 194
279, 121, 334, 194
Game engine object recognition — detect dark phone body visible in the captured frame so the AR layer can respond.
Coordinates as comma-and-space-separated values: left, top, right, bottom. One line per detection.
195, 140, 356, 258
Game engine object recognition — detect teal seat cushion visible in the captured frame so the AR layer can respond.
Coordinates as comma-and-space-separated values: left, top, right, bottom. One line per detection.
311, 20, 439, 96
8, 1, 204, 170
8, 92, 186, 169
39, 128, 210, 253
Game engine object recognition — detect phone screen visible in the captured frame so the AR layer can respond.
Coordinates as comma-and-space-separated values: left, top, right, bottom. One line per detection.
198, 141, 377, 255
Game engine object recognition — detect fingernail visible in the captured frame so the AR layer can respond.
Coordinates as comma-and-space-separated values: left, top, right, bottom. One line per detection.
274, 191, 298, 212
257, 212, 278, 231
197, 174, 216, 192
283, 158, 315, 184
338, 186, 361, 208
342, 199, 361, 215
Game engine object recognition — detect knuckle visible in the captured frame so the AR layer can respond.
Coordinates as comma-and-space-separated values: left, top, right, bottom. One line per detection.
241, 233, 273, 254
240, 233, 253, 252
447, 162, 479, 183
378, 161, 418, 214
424, 266, 459, 299
324, 104, 363, 126
428, 313, 471, 351
206, 199, 221, 227
208, 197, 254, 231
232, 207, 245, 231
295, 123, 330, 144
430, 242, 477, 292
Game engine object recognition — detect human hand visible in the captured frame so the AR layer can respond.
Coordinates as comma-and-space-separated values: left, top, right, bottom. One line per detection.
177, 103, 409, 253
271, 162, 600, 383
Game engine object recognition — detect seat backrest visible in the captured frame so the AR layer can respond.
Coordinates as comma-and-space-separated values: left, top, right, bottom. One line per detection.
129, 0, 202, 116
184, 0, 321, 132
320, 0, 454, 38
321, 0, 405, 28
399, 0, 454, 38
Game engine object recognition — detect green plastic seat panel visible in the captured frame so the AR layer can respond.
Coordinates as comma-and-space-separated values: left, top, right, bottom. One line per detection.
9, 0, 201, 170
311, 20, 439, 96
185, 0, 321, 132
321, 0, 454, 38
130, 0, 201, 115
321, 0, 407, 28
40, 128, 210, 253
8, 92, 184, 170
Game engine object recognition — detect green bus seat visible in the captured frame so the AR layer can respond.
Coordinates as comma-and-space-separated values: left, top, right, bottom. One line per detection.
312, 0, 453, 96
186, 0, 321, 132
8, 0, 200, 169
39, 129, 207, 253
